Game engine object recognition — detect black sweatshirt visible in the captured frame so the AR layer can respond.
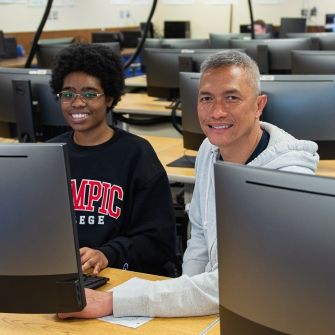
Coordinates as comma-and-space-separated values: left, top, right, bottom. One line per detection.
49, 128, 176, 275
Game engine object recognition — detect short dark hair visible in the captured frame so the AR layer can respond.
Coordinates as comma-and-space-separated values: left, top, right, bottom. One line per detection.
254, 19, 266, 29
50, 43, 125, 110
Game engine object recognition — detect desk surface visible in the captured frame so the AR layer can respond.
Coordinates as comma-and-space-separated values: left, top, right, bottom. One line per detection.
0, 268, 219, 335
125, 74, 147, 88
0, 56, 30, 68
142, 135, 196, 184
115, 93, 182, 117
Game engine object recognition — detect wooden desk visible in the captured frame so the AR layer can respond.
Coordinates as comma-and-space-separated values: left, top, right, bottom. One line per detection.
115, 93, 181, 117
142, 135, 196, 184
0, 56, 29, 68
0, 268, 219, 335
125, 74, 147, 88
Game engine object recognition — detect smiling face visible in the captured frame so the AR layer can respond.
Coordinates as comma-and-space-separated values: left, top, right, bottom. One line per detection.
198, 65, 267, 162
60, 71, 113, 144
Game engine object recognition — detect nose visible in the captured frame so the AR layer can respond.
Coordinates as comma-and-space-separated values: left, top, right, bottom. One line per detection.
71, 94, 87, 106
209, 99, 228, 118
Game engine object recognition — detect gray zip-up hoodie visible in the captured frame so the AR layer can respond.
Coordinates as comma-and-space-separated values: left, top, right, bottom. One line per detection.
112, 122, 319, 318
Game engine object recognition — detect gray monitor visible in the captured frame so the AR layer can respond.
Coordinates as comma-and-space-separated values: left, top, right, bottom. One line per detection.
260, 74, 335, 159
215, 161, 335, 335
291, 50, 335, 74
0, 143, 86, 313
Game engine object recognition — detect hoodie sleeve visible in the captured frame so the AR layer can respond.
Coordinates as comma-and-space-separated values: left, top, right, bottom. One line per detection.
113, 270, 219, 317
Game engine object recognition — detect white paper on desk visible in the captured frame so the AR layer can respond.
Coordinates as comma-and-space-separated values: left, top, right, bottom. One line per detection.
98, 315, 153, 328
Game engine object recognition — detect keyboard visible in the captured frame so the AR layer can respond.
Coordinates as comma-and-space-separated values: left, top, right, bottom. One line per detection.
82, 274, 109, 289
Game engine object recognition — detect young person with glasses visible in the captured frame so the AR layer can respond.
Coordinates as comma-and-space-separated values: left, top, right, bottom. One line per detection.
48, 43, 176, 277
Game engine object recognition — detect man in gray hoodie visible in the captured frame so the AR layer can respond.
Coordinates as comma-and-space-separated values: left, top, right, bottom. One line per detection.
58, 50, 319, 319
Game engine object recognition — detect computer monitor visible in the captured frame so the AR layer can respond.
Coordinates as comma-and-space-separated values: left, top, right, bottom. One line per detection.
214, 161, 335, 335
160, 38, 209, 49
279, 17, 307, 38
260, 74, 335, 159
229, 37, 313, 74
314, 33, 335, 50
178, 48, 237, 73
179, 72, 204, 152
37, 37, 74, 45
0, 142, 86, 313
325, 14, 335, 32
0, 67, 67, 139
120, 30, 141, 48
91, 31, 122, 44
0, 30, 6, 58
143, 48, 181, 99
209, 33, 251, 48
291, 50, 335, 74
164, 21, 190, 38
36, 43, 71, 68
36, 42, 121, 69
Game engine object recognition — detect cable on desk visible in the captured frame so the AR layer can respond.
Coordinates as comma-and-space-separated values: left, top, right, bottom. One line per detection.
170, 99, 183, 135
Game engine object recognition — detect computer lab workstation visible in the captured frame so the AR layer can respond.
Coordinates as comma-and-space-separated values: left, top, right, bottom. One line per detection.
2, 1, 335, 333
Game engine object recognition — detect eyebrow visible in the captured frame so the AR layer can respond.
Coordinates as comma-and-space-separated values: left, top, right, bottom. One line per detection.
61, 86, 99, 91
199, 88, 241, 96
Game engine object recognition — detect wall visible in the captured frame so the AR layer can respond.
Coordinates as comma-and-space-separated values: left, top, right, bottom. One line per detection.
0, 0, 333, 37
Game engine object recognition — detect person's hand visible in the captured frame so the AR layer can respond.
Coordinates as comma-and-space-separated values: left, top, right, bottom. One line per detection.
57, 288, 113, 319
80, 247, 108, 275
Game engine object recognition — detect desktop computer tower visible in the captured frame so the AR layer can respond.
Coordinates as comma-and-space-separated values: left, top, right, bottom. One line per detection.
164, 21, 191, 38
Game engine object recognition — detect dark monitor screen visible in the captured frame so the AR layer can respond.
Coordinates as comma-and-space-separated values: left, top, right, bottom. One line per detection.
260, 74, 335, 159
291, 50, 335, 74
164, 21, 190, 38
215, 161, 335, 335
179, 72, 204, 151
325, 14, 335, 32
0, 143, 86, 313
279, 17, 307, 37
91, 31, 122, 44
0, 67, 67, 138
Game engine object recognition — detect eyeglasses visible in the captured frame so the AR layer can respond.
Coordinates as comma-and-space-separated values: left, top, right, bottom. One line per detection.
57, 91, 105, 103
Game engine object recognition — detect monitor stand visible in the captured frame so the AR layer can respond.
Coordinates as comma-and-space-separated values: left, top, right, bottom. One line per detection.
167, 155, 196, 168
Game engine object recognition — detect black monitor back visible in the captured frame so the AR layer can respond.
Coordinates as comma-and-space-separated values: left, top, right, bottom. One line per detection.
179, 72, 205, 151
0, 143, 85, 313
36, 43, 70, 68
261, 74, 335, 159
210, 33, 251, 48
279, 17, 307, 37
291, 50, 335, 74
215, 161, 335, 335
0, 67, 67, 138
229, 38, 313, 74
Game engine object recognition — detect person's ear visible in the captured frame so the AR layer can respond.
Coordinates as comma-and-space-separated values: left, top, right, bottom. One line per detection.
256, 94, 267, 119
